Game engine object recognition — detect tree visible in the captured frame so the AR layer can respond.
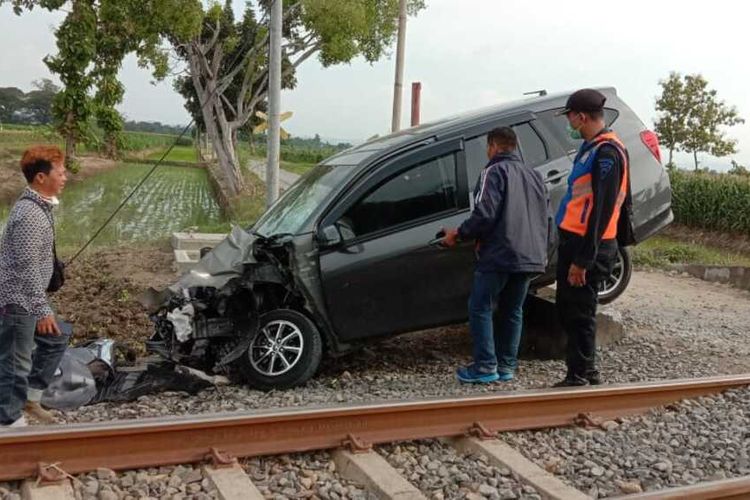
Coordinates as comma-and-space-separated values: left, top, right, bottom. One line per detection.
0, 87, 24, 125
654, 72, 744, 170
175, 0, 425, 195
43, 0, 98, 168
4, 0, 202, 164
680, 74, 744, 170
654, 72, 687, 166
24, 79, 60, 124
729, 160, 749, 176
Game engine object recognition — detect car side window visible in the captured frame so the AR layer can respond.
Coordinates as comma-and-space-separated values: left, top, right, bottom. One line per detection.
340, 153, 458, 238
512, 122, 548, 167
538, 108, 620, 154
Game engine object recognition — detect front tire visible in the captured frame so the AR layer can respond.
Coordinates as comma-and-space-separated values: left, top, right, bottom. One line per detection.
236, 309, 322, 390
597, 246, 632, 305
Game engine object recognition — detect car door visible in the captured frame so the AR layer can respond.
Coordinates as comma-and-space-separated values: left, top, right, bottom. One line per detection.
318, 139, 474, 341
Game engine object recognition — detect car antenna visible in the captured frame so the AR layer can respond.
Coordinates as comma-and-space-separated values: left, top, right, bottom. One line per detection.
523, 89, 547, 97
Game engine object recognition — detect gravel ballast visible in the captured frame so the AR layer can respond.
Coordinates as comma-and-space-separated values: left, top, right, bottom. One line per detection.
379, 440, 541, 499
1, 465, 219, 500
502, 387, 750, 498
243, 451, 371, 499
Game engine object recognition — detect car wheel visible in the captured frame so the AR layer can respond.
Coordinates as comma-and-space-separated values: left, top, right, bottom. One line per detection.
597, 246, 632, 305
237, 309, 323, 390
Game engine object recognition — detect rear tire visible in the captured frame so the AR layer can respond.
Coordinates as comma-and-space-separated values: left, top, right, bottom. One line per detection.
597, 246, 632, 305
236, 309, 322, 390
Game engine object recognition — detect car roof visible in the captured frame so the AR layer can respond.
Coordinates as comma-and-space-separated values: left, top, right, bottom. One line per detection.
325, 87, 617, 166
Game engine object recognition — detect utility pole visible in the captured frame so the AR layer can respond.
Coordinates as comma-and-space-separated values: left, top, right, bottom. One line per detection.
410, 82, 421, 127
266, 0, 282, 207
390, 0, 407, 133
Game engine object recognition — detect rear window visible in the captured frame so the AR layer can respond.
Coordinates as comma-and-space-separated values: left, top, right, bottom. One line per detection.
539, 108, 620, 154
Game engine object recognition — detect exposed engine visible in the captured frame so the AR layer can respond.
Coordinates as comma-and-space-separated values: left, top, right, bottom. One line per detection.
144, 230, 303, 381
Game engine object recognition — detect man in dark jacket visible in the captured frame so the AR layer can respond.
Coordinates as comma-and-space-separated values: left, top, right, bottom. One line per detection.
443, 127, 549, 383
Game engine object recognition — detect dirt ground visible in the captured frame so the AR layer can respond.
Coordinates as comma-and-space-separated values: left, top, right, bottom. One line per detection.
0, 154, 117, 205
52, 243, 177, 355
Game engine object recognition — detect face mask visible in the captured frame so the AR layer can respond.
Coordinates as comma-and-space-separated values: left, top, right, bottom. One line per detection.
567, 123, 583, 140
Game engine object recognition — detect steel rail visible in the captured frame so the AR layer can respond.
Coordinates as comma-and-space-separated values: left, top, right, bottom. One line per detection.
613, 476, 750, 499
0, 374, 748, 481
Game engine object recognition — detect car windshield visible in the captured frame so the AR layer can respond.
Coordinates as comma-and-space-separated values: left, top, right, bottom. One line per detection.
254, 163, 355, 237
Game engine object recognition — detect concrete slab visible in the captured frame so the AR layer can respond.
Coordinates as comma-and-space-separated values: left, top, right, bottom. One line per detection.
21, 480, 75, 500
333, 448, 426, 500
174, 249, 201, 273
452, 437, 591, 500
671, 264, 750, 291
171, 232, 227, 251
204, 464, 265, 500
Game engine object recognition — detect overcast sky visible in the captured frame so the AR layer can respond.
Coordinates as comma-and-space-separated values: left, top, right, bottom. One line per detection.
1, 0, 747, 169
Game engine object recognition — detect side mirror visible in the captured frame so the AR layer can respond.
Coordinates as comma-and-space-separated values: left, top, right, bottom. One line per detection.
318, 224, 343, 248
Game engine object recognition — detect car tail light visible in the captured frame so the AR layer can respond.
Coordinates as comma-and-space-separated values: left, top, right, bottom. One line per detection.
640, 130, 662, 163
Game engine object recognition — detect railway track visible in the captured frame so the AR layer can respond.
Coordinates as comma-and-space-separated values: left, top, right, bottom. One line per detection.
3, 374, 750, 500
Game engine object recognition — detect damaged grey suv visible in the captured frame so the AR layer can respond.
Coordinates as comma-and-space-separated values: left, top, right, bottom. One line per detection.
146, 88, 672, 390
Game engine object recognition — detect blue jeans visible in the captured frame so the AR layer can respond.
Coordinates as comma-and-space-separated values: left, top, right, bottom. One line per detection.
468, 272, 532, 374
0, 305, 70, 424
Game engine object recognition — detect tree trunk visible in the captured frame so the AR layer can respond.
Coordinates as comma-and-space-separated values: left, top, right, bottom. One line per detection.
668, 147, 674, 166
187, 46, 243, 196
693, 150, 699, 171
64, 111, 76, 169
104, 133, 117, 159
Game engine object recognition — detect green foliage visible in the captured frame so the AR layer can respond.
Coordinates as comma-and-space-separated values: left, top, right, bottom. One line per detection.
655, 72, 744, 170
729, 160, 749, 176
654, 72, 687, 165
123, 121, 190, 135
669, 169, 750, 234
44, 0, 97, 166
118, 131, 191, 151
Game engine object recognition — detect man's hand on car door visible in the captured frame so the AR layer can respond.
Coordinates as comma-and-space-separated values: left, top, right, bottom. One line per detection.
441, 228, 459, 248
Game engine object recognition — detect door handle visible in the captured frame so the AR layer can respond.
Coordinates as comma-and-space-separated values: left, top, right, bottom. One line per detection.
545, 169, 569, 184
429, 230, 448, 249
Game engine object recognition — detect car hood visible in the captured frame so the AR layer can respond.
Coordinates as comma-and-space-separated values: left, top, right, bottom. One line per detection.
138, 226, 258, 311
173, 225, 259, 291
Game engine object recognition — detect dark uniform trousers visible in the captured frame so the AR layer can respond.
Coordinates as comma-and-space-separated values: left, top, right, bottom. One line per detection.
555, 231, 618, 381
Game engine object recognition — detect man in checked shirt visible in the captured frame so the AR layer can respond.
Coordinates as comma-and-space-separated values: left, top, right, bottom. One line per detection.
0, 146, 69, 428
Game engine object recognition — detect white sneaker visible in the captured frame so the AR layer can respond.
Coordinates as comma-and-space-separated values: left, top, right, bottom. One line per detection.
1, 415, 27, 430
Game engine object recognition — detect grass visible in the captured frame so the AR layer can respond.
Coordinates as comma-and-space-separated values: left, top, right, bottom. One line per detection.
632, 235, 750, 269
193, 168, 266, 234
146, 145, 199, 163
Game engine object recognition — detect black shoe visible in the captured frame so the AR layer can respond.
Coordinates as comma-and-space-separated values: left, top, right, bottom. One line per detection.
553, 377, 588, 387
586, 374, 602, 385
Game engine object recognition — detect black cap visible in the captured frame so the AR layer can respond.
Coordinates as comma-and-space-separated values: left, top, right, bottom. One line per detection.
557, 89, 607, 116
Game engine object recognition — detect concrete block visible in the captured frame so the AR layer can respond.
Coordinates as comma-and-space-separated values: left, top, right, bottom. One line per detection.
333, 449, 426, 500
518, 290, 625, 360
21, 480, 75, 500
704, 267, 731, 283
173, 249, 201, 273
452, 437, 591, 500
171, 232, 227, 251
204, 464, 265, 500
